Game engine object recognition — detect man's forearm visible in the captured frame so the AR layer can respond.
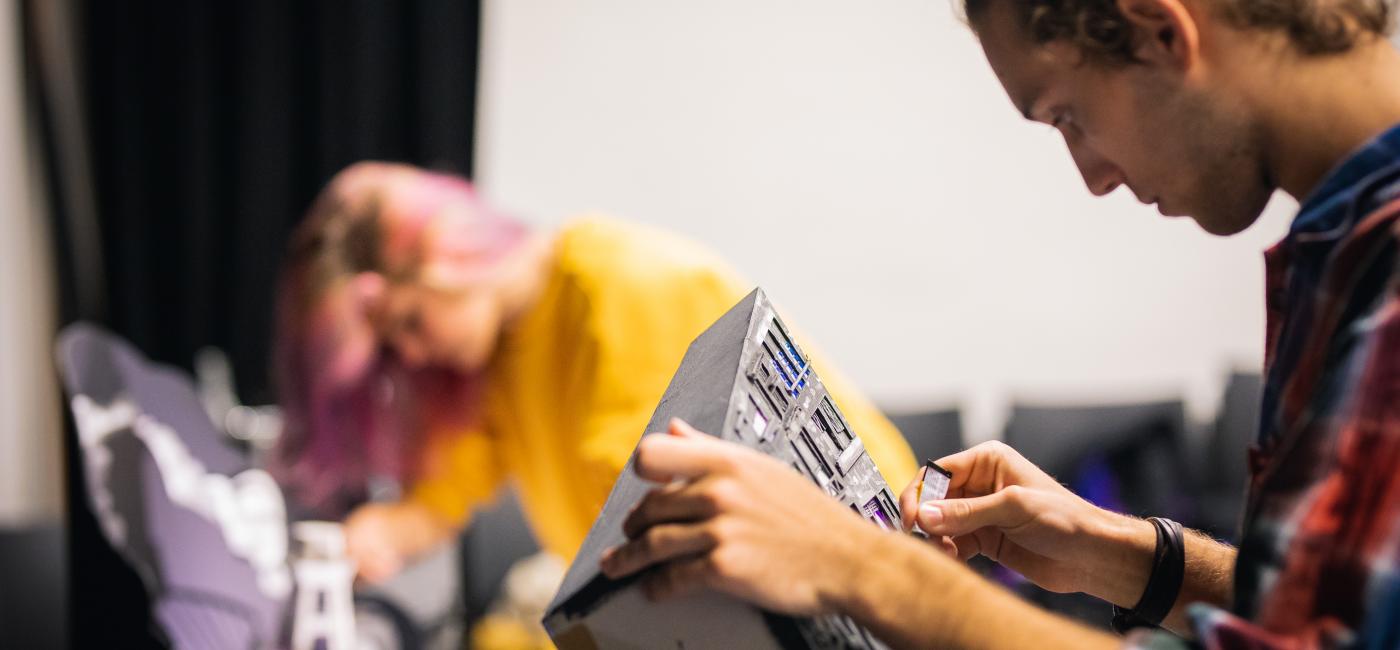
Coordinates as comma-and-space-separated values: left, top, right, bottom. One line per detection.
1161, 529, 1235, 634
825, 515, 1236, 647
830, 530, 1119, 650
1079, 512, 1236, 636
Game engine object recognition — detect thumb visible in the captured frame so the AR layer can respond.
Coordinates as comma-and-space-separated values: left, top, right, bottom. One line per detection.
917, 487, 1033, 538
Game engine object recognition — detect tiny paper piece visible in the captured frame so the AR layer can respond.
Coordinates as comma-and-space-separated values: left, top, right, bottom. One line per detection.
913, 460, 952, 537
918, 460, 951, 504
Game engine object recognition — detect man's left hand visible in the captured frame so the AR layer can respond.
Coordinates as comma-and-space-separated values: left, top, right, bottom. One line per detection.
598, 418, 882, 617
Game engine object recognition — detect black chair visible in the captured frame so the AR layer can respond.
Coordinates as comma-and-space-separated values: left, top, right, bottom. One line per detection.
1196, 372, 1262, 543
458, 488, 542, 624
1003, 400, 1197, 522
885, 407, 965, 465
0, 523, 67, 650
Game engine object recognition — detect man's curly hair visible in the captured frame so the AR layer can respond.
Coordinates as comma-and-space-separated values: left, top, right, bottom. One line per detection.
965, 0, 1396, 63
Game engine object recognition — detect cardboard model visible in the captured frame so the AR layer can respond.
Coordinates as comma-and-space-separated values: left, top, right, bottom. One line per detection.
544, 289, 898, 649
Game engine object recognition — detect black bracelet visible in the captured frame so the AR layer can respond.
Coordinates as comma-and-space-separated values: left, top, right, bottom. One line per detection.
1111, 517, 1185, 634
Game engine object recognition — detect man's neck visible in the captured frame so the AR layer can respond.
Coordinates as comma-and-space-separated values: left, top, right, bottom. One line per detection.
1248, 38, 1400, 202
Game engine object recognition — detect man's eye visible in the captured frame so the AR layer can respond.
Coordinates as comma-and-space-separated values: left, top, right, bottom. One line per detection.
1042, 106, 1073, 130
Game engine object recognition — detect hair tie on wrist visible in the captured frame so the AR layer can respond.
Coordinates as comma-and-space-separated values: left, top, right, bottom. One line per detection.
1111, 517, 1185, 634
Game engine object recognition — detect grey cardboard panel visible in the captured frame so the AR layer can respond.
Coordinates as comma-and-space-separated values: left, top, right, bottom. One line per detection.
546, 290, 896, 649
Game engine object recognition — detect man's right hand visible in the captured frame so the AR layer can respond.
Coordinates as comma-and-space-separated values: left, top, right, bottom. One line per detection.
899, 441, 1156, 608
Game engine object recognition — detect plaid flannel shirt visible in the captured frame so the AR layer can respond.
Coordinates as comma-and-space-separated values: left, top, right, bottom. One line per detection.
1130, 123, 1400, 649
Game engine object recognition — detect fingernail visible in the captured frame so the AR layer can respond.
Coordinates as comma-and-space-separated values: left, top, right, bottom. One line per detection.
920, 503, 944, 527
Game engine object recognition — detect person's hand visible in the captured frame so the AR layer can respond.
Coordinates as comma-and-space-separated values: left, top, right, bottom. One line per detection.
898, 441, 1153, 603
344, 501, 452, 583
598, 419, 890, 617
600, 424, 1123, 650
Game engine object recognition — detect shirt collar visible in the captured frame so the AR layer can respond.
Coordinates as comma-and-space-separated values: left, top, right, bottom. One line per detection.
1290, 122, 1400, 237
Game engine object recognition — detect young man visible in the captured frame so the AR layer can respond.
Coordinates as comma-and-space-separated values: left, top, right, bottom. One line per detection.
598, 0, 1400, 648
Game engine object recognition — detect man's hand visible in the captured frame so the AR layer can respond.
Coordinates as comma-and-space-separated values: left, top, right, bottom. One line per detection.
598, 420, 1119, 650
599, 418, 886, 616
344, 501, 454, 583
899, 441, 1156, 607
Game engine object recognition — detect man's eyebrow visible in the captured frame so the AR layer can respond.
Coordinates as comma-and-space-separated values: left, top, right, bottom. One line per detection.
1012, 81, 1044, 122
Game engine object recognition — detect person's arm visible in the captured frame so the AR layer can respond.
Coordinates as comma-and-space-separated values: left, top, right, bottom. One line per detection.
838, 527, 1119, 649
344, 499, 456, 582
900, 441, 1235, 635
599, 420, 1119, 649
346, 426, 503, 583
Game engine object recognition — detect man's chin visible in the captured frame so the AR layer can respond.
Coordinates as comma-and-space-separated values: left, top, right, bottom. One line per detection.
1189, 206, 1266, 237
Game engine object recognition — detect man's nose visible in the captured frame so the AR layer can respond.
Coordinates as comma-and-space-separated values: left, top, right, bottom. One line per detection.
1067, 139, 1125, 197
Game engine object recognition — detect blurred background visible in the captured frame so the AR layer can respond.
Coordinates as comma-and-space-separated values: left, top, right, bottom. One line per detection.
2, 1, 1395, 648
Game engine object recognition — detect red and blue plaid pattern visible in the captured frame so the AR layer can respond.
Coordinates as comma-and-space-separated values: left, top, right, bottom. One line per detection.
1130, 123, 1400, 649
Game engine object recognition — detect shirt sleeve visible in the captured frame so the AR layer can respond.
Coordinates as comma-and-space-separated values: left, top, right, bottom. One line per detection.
572, 260, 746, 491
1121, 600, 1379, 650
1129, 251, 1400, 650
571, 236, 912, 495
407, 425, 505, 527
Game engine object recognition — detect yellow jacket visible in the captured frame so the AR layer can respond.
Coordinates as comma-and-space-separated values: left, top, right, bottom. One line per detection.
410, 217, 916, 561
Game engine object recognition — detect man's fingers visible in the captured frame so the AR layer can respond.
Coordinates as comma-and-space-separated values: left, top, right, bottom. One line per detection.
622, 481, 722, 539
951, 534, 982, 561
634, 429, 737, 483
668, 418, 708, 440
600, 522, 720, 580
938, 535, 959, 559
640, 554, 719, 601
898, 466, 926, 531
916, 486, 1034, 538
932, 442, 1009, 497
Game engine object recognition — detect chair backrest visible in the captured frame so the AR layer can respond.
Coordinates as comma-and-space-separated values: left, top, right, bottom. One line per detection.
459, 488, 541, 622
1003, 400, 1195, 521
885, 408, 964, 464
1207, 372, 1262, 494
56, 323, 290, 648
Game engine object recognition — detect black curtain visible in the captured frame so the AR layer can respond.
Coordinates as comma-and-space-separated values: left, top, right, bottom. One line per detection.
33, 1, 482, 645
82, 0, 480, 403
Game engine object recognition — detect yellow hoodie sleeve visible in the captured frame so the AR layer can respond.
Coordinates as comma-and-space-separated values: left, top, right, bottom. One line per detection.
567, 217, 917, 497
407, 426, 504, 527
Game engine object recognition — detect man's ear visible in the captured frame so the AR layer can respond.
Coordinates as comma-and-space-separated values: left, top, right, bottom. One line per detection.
1117, 0, 1199, 70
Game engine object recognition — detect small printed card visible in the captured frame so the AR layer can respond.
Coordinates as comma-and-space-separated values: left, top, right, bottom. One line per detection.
918, 460, 951, 505
913, 460, 952, 536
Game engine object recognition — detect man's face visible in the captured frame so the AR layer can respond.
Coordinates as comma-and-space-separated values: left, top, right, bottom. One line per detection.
973, 0, 1274, 235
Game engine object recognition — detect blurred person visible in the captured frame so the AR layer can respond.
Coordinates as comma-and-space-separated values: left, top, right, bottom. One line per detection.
270, 161, 916, 583
601, 0, 1400, 648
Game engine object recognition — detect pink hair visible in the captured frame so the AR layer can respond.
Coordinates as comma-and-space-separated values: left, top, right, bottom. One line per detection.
270, 163, 522, 518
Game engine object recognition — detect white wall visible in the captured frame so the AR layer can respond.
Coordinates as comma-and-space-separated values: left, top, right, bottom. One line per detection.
0, 0, 63, 525
475, 1, 1295, 440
